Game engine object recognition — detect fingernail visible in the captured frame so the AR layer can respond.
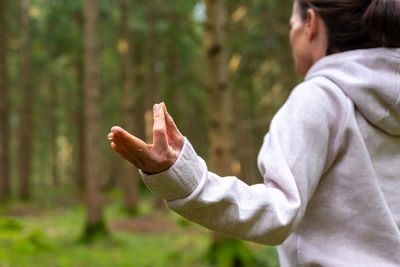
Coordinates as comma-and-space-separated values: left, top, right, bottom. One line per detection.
108, 133, 114, 140
154, 104, 161, 112
110, 126, 119, 133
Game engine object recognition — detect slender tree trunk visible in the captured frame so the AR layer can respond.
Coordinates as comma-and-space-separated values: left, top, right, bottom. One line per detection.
164, 14, 183, 122
82, 0, 107, 240
18, 0, 34, 200
70, 6, 85, 190
50, 77, 60, 187
119, 0, 139, 214
144, 0, 159, 144
205, 0, 234, 242
0, 0, 10, 199
204, 0, 234, 178
133, 42, 146, 141
105, 153, 120, 190
145, 0, 165, 209
76, 59, 86, 189
204, 0, 254, 264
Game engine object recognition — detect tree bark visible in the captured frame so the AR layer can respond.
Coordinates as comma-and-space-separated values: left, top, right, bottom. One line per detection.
204, 0, 234, 176
120, 0, 139, 213
70, 3, 85, 190
0, 0, 10, 199
49, 76, 60, 187
144, 0, 159, 144
82, 0, 106, 238
205, 0, 234, 241
17, 0, 34, 200
204, 1, 255, 264
145, 0, 165, 209
76, 59, 86, 189
133, 42, 146, 141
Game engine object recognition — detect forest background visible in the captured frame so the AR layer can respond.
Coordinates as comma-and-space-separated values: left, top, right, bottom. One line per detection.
0, 0, 300, 266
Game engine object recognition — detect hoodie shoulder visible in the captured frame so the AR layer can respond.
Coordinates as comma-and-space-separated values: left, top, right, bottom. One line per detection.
305, 48, 400, 136
272, 76, 352, 159
287, 76, 351, 124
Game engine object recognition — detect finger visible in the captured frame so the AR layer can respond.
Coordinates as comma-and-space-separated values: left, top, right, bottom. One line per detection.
161, 103, 184, 151
110, 134, 131, 152
111, 141, 143, 169
110, 130, 161, 172
111, 134, 148, 164
113, 144, 138, 166
161, 103, 182, 137
110, 126, 148, 153
160, 103, 173, 146
152, 104, 169, 152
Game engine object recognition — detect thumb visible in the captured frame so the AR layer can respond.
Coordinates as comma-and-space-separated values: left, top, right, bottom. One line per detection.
161, 103, 184, 151
152, 103, 169, 152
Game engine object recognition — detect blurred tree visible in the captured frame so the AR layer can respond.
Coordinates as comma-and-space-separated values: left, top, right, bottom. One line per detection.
0, 4, 292, 263
49, 76, 59, 187
205, 0, 233, 175
133, 41, 146, 141
119, 0, 139, 214
72, 8, 86, 190
17, 0, 34, 200
204, 0, 254, 265
76, 58, 86, 189
74, 56, 86, 189
144, 0, 159, 144
82, 0, 107, 241
0, 0, 11, 199
227, 0, 297, 186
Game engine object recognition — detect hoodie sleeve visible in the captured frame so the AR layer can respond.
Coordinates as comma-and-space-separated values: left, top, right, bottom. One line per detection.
140, 77, 347, 245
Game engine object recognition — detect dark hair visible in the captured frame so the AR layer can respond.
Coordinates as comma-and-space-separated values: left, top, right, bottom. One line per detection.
296, 0, 400, 54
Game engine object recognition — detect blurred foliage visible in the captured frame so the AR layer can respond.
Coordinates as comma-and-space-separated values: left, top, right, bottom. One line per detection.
5, 0, 297, 187
207, 237, 255, 267
0, 192, 279, 266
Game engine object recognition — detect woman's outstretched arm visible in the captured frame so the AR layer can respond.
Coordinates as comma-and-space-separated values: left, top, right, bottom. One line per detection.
108, 82, 342, 245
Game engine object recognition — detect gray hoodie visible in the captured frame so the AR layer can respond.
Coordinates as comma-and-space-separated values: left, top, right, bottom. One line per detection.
141, 48, 400, 266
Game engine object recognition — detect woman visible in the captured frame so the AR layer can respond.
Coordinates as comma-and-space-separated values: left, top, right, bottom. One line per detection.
108, 0, 400, 265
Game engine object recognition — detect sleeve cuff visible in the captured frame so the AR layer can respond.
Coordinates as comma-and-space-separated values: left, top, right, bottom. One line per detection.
139, 137, 203, 201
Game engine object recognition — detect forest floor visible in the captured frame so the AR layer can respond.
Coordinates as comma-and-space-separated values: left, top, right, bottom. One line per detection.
0, 187, 279, 267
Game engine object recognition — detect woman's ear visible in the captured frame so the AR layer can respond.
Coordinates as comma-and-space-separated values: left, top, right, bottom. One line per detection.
305, 8, 319, 41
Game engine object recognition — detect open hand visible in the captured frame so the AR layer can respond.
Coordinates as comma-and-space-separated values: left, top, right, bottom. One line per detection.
108, 103, 184, 174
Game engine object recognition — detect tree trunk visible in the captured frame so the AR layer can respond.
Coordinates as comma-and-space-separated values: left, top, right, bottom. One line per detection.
119, 0, 139, 214
133, 42, 146, 141
0, 0, 10, 199
49, 76, 60, 187
17, 0, 34, 200
164, 13, 184, 125
205, 0, 233, 238
204, 0, 254, 265
76, 59, 86, 189
145, 0, 165, 210
144, 0, 159, 143
70, 5, 85, 190
204, 0, 234, 177
82, 0, 107, 241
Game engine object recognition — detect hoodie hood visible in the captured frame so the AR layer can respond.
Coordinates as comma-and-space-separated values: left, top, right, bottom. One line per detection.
305, 47, 400, 136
